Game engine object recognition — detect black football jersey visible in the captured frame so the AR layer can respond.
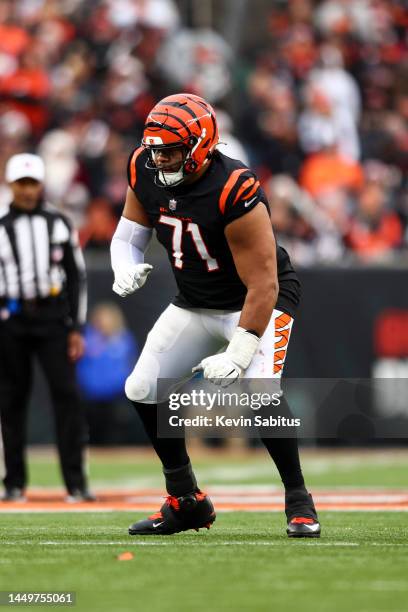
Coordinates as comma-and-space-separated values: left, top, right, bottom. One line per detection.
127, 149, 300, 316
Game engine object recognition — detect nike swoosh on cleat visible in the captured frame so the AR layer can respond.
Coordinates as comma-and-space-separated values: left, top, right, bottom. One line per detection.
244, 196, 257, 207
152, 521, 164, 528
303, 523, 320, 532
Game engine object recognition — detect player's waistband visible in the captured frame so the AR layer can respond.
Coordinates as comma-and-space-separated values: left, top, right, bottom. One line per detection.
172, 303, 241, 316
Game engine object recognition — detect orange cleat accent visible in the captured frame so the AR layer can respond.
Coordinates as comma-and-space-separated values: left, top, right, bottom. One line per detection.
290, 517, 316, 524
165, 495, 180, 510
148, 511, 163, 520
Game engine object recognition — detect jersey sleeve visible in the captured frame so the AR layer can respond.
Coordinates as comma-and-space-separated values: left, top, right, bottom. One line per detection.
219, 168, 269, 226
126, 146, 145, 196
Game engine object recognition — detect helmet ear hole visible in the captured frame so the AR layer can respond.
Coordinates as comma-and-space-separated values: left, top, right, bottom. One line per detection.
184, 159, 197, 173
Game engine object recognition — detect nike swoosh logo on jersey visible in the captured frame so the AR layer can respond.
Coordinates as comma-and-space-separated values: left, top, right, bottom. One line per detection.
244, 196, 257, 207
152, 521, 164, 528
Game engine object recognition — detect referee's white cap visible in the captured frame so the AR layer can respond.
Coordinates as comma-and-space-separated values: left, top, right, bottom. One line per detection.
5, 153, 45, 183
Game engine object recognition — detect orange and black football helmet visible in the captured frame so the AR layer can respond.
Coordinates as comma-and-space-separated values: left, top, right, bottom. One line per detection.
142, 93, 219, 187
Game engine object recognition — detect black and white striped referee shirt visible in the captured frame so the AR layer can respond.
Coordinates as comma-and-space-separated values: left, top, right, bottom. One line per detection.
0, 201, 86, 328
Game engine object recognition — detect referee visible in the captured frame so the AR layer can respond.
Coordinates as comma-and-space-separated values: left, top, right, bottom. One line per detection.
0, 153, 94, 502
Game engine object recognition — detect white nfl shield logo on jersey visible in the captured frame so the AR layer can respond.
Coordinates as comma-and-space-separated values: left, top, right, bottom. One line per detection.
169, 199, 177, 211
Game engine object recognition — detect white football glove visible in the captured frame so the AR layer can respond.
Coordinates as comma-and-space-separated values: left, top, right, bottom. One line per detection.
192, 327, 260, 387
112, 262, 153, 297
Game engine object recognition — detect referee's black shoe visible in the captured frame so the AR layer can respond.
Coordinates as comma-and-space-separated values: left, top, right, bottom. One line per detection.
285, 487, 321, 538
66, 489, 97, 503
2, 488, 26, 502
129, 491, 216, 535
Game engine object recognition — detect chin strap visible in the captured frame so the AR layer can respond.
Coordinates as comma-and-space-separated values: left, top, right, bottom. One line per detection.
158, 167, 185, 186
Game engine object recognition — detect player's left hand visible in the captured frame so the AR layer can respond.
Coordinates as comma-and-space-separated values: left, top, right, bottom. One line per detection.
192, 327, 260, 387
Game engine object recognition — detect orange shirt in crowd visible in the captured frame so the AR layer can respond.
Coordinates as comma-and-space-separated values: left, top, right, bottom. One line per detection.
346, 213, 403, 257
300, 151, 364, 198
0, 68, 51, 134
0, 25, 30, 56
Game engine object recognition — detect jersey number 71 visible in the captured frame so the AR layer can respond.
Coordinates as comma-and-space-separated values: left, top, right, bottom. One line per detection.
159, 215, 219, 272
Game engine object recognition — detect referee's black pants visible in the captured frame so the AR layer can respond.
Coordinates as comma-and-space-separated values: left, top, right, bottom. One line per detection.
0, 316, 88, 494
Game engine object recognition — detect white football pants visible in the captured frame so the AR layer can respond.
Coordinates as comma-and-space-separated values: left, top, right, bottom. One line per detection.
125, 304, 294, 404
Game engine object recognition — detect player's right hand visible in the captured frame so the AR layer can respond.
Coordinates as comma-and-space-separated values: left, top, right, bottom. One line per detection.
112, 263, 153, 297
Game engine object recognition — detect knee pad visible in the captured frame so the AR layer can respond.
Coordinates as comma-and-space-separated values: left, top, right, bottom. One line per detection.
124, 373, 152, 403
124, 350, 161, 403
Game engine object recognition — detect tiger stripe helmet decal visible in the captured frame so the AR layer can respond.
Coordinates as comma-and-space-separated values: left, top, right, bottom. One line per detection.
142, 93, 219, 187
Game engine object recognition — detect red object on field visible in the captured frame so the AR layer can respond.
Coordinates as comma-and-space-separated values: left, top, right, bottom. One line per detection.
117, 552, 134, 561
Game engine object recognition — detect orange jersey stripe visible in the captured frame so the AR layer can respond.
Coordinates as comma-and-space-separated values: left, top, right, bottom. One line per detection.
129, 147, 144, 189
232, 177, 254, 205
232, 179, 261, 206
219, 168, 247, 214
240, 180, 260, 203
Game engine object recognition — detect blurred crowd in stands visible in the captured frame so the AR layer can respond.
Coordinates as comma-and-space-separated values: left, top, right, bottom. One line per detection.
0, 0, 407, 266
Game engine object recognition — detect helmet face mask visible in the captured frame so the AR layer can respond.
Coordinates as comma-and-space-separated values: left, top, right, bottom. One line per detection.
142, 94, 218, 187
145, 142, 192, 187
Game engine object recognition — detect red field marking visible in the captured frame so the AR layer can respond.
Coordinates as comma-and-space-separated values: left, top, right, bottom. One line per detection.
1, 488, 407, 512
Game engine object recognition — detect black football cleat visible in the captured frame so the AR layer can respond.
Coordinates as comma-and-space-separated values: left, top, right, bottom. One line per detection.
285, 487, 321, 538
128, 491, 216, 536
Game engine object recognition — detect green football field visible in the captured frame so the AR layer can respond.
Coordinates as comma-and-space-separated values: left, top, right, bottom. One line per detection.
0, 448, 407, 612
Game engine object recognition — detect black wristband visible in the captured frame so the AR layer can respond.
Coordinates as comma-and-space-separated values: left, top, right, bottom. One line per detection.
244, 329, 260, 338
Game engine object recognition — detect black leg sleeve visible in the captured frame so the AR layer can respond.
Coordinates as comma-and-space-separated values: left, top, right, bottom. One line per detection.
132, 401, 199, 495
259, 396, 305, 490
132, 401, 190, 469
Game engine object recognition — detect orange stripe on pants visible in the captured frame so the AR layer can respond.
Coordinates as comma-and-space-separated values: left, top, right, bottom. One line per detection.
273, 313, 293, 375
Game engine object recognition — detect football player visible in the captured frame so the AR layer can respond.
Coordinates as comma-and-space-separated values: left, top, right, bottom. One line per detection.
110, 93, 320, 538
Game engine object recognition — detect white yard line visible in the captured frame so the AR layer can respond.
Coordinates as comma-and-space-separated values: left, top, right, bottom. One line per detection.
2, 540, 408, 548
1, 507, 408, 513
0, 540, 359, 547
